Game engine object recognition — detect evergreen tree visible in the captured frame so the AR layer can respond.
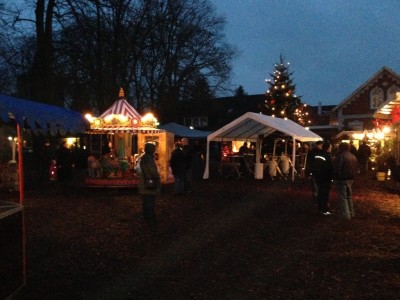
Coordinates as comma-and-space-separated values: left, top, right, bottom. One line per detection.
234, 85, 247, 97
263, 55, 311, 126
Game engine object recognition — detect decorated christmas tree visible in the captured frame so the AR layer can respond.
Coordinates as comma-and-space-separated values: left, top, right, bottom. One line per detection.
263, 55, 311, 126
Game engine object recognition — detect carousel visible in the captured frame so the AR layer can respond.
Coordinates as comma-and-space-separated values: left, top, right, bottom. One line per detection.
84, 88, 174, 187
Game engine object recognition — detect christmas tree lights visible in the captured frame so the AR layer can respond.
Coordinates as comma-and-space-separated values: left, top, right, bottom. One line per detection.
262, 55, 311, 126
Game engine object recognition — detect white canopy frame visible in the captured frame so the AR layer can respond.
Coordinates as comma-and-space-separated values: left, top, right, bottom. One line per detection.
203, 112, 322, 182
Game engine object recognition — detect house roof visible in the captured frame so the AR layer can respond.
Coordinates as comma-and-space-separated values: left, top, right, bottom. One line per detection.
0, 94, 88, 135
207, 112, 322, 143
332, 66, 400, 112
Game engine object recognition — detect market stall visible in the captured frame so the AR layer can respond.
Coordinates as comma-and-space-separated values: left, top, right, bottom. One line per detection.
84, 89, 174, 187
203, 112, 322, 181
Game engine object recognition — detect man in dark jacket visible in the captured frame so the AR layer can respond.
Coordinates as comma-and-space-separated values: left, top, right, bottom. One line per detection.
312, 142, 333, 215
333, 142, 359, 220
305, 140, 323, 205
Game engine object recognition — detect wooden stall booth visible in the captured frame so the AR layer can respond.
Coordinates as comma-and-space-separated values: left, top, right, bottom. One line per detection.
84, 89, 174, 187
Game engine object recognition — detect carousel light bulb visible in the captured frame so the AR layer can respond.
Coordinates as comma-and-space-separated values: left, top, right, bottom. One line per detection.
104, 114, 114, 123
85, 113, 95, 123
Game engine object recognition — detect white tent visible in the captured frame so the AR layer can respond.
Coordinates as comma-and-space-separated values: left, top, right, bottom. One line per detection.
203, 112, 322, 181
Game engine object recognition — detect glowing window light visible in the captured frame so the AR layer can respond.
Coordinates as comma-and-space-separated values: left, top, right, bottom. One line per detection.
67, 138, 75, 147
352, 133, 364, 140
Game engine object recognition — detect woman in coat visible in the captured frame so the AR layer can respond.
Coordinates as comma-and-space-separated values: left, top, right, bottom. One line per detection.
138, 142, 161, 226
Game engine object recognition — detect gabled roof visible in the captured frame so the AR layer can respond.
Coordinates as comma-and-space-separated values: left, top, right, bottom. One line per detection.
332, 66, 400, 112
0, 94, 88, 135
207, 112, 322, 142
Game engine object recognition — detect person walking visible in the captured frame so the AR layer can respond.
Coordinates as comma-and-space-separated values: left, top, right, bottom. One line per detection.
305, 140, 323, 205
312, 142, 333, 215
357, 140, 371, 174
170, 141, 185, 195
181, 137, 194, 193
138, 142, 161, 227
333, 142, 359, 220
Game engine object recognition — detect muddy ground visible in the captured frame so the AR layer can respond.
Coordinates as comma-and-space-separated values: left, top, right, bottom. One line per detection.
5, 170, 400, 299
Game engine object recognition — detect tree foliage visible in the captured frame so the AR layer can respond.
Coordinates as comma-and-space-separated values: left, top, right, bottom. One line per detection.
0, 0, 236, 123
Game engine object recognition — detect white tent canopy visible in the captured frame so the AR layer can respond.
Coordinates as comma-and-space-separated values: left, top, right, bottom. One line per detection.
203, 112, 322, 181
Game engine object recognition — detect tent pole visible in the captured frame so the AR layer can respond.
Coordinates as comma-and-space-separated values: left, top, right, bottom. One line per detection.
203, 137, 210, 179
292, 137, 296, 182
17, 123, 24, 204
256, 137, 261, 163
273, 139, 276, 157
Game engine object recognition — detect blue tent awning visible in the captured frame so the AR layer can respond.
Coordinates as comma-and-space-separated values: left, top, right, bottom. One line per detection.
158, 122, 211, 139
0, 94, 89, 135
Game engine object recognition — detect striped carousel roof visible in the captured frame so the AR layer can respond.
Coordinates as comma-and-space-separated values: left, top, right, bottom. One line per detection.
90, 88, 162, 133
99, 98, 143, 120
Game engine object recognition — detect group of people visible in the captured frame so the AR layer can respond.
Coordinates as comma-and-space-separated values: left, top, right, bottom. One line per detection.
135, 137, 366, 225
306, 140, 359, 220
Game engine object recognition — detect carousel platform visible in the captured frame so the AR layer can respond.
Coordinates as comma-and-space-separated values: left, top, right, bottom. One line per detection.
83, 176, 139, 188
83, 174, 174, 188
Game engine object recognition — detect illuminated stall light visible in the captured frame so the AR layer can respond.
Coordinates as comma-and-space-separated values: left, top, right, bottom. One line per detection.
382, 126, 391, 134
